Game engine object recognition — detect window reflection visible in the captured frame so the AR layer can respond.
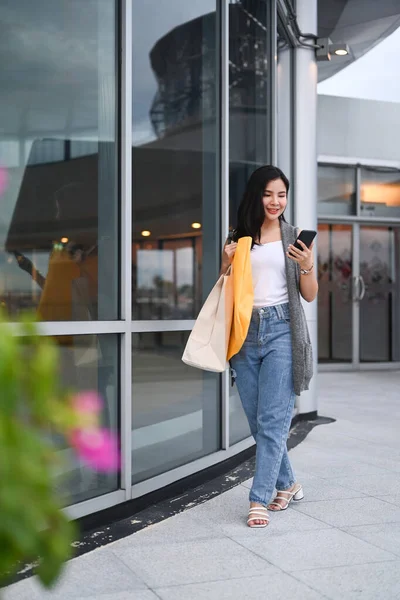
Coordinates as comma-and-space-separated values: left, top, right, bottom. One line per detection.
133, 236, 200, 320
132, 331, 219, 483
360, 227, 399, 362
317, 165, 356, 216
0, 2, 118, 321
132, 1, 219, 320
229, 0, 270, 227
229, 0, 270, 444
317, 224, 353, 362
360, 168, 400, 218
52, 334, 119, 506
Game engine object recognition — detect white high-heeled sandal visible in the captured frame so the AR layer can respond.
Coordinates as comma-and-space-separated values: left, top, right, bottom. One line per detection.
247, 506, 270, 528
268, 484, 304, 511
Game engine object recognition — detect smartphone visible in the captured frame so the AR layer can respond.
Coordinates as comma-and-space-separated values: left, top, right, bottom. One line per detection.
293, 229, 317, 250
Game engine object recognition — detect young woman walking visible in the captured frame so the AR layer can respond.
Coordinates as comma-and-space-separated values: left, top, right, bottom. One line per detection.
221, 165, 318, 528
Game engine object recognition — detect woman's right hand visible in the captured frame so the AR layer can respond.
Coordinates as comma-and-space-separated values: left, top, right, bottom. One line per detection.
223, 242, 238, 264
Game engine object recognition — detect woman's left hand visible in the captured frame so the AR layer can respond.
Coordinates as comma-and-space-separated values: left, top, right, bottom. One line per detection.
287, 240, 314, 271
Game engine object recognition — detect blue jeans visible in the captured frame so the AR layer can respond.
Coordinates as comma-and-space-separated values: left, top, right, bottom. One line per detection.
230, 302, 296, 507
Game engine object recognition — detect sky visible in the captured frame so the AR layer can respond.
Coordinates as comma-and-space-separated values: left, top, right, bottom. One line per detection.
318, 26, 400, 103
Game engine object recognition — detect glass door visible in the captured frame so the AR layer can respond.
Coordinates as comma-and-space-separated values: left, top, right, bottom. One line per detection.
317, 224, 353, 362
359, 226, 400, 362
318, 223, 400, 366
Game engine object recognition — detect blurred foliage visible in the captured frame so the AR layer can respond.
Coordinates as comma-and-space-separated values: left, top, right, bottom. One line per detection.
0, 313, 78, 591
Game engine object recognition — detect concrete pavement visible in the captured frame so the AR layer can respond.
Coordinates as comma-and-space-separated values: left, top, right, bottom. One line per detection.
4, 371, 400, 599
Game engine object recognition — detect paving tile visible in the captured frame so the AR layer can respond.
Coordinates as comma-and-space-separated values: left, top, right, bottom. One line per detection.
155, 573, 325, 600
26, 549, 147, 598
311, 422, 398, 451
293, 561, 400, 600
110, 510, 221, 549
241, 478, 253, 490
53, 593, 158, 600
112, 538, 278, 588
191, 484, 330, 537
292, 497, 400, 527
342, 522, 400, 557
330, 472, 400, 496
234, 528, 397, 572
282, 477, 366, 503
77, 593, 158, 600
292, 457, 390, 480
383, 494, 400, 508
3, 579, 41, 600
304, 428, 398, 455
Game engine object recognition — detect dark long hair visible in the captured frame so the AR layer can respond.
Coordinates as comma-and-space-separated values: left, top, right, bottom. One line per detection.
233, 165, 289, 246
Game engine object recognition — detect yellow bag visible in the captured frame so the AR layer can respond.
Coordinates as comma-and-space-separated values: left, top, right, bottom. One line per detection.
227, 236, 254, 360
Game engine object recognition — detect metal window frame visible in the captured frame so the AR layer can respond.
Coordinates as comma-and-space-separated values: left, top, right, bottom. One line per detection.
120, 0, 133, 498
220, 0, 230, 450
269, 0, 278, 165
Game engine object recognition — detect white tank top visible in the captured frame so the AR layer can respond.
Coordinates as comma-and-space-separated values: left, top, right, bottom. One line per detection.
251, 241, 289, 307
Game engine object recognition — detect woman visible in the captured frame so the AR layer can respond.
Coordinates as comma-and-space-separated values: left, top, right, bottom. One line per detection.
221, 165, 318, 528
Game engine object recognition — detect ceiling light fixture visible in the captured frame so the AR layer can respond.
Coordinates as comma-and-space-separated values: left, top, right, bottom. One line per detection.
333, 47, 348, 56
61, 237, 69, 244
316, 38, 350, 61
191, 222, 202, 230
141, 230, 151, 237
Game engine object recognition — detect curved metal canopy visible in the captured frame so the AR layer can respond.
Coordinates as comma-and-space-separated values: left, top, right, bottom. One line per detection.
317, 0, 400, 81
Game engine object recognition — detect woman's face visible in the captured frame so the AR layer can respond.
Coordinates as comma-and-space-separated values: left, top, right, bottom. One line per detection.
262, 178, 287, 222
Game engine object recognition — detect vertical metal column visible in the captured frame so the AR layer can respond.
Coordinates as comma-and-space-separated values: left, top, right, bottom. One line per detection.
293, 0, 318, 415
268, 0, 278, 165
120, 0, 133, 496
220, 0, 230, 450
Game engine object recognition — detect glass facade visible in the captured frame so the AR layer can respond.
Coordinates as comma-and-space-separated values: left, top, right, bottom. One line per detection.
0, 0, 302, 516
132, 331, 219, 483
55, 334, 119, 505
131, 1, 220, 321
3, 0, 396, 519
0, 0, 119, 321
130, 1, 221, 480
228, 0, 273, 445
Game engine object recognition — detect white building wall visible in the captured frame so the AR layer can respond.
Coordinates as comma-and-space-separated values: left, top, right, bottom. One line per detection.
318, 94, 400, 164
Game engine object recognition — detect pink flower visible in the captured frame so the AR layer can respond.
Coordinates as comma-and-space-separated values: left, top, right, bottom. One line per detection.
70, 428, 120, 472
71, 391, 102, 414
0, 167, 8, 196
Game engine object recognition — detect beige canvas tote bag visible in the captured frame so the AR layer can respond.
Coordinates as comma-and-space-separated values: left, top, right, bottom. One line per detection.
182, 265, 234, 372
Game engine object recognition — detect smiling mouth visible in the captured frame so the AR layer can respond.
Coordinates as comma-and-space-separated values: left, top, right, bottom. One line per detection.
267, 208, 280, 213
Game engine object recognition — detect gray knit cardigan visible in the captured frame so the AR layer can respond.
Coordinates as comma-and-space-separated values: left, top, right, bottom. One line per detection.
280, 219, 314, 395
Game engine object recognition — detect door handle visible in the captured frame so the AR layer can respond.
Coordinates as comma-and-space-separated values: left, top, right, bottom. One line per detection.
358, 275, 366, 301
352, 276, 359, 302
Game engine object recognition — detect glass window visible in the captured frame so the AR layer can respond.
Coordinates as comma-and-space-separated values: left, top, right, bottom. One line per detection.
52, 334, 119, 506
229, 385, 251, 445
360, 226, 400, 362
318, 165, 356, 216
132, 1, 219, 320
277, 18, 293, 207
228, 0, 270, 444
0, 1, 118, 321
317, 224, 353, 363
229, 0, 270, 229
360, 168, 400, 218
132, 331, 220, 483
